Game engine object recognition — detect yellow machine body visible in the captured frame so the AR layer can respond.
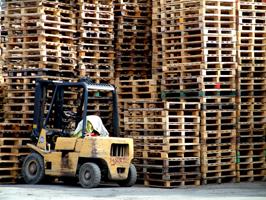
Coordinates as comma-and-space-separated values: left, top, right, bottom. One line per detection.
28, 129, 134, 180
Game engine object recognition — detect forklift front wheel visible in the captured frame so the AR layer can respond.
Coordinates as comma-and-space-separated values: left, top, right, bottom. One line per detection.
117, 164, 137, 187
22, 153, 45, 184
78, 162, 101, 188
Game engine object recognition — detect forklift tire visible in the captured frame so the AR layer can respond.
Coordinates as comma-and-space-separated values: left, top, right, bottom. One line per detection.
22, 153, 45, 184
117, 164, 137, 187
78, 162, 101, 188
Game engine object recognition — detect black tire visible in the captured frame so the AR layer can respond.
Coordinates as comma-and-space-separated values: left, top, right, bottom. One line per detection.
22, 153, 45, 184
118, 164, 137, 187
78, 162, 101, 188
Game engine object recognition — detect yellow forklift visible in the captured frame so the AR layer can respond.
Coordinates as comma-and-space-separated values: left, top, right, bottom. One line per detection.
21, 78, 137, 188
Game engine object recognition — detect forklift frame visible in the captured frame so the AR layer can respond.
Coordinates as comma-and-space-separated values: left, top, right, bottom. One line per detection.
32, 78, 120, 139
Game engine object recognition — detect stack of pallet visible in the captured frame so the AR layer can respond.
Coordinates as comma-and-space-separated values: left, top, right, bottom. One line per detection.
113, 0, 152, 78
159, 0, 238, 185
76, 0, 115, 130
160, 0, 202, 102
76, 0, 115, 84
0, 126, 31, 183
117, 79, 158, 135
0, 0, 77, 183
236, 0, 266, 182
124, 101, 165, 137
124, 101, 201, 187
124, 101, 166, 183
4, 0, 76, 71
201, 96, 237, 184
163, 102, 201, 187
3, 0, 77, 123
151, 0, 163, 97
113, 0, 154, 135
200, 0, 238, 184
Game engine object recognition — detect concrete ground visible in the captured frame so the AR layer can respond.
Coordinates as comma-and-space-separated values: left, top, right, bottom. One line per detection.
0, 182, 265, 200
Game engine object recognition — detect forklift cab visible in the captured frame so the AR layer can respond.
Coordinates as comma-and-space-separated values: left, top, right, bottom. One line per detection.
32, 78, 120, 146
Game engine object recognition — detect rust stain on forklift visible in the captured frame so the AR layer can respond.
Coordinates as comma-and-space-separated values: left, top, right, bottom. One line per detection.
91, 138, 98, 157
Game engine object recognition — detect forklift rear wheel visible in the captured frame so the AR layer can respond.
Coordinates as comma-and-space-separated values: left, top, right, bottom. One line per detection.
79, 162, 101, 188
22, 153, 45, 184
117, 164, 137, 187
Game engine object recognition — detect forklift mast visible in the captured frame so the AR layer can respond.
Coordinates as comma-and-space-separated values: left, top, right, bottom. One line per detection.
32, 78, 120, 140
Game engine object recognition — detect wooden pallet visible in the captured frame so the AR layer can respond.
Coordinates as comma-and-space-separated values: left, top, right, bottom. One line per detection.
114, 3, 151, 17
202, 176, 236, 185
133, 135, 200, 145
78, 70, 115, 84
117, 79, 158, 100
144, 172, 200, 182
0, 167, 20, 184
134, 157, 200, 167
201, 141, 237, 150
202, 130, 237, 140
135, 149, 200, 159
201, 150, 236, 161
236, 174, 266, 182
0, 137, 30, 152
144, 178, 200, 188
201, 157, 236, 168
